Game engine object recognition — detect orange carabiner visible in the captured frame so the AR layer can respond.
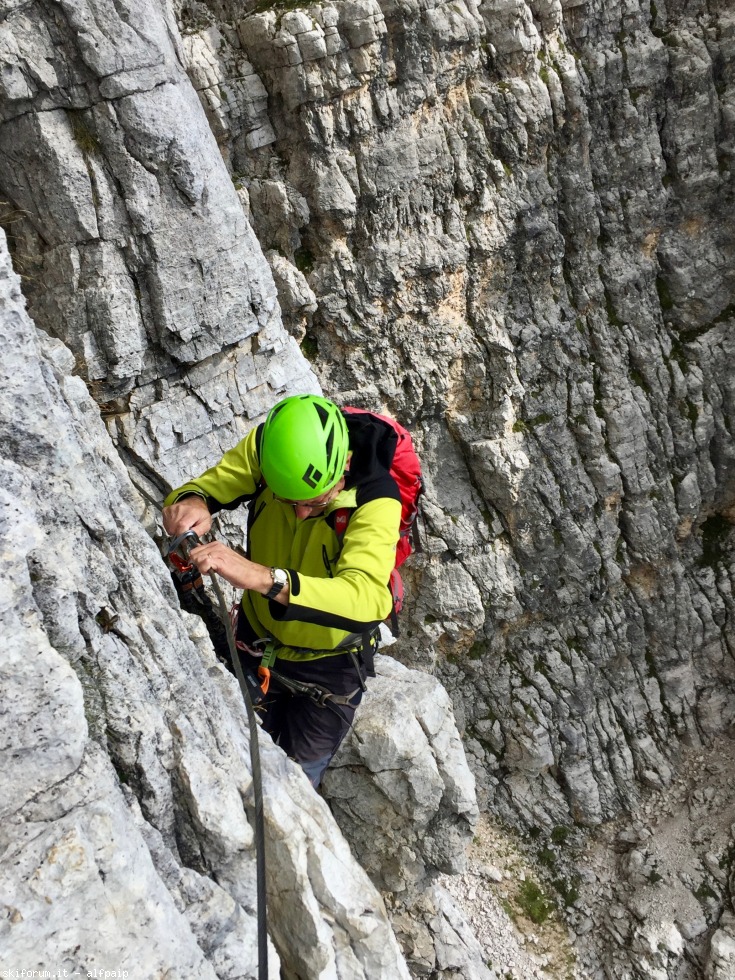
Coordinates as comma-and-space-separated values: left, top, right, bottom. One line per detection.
257, 665, 271, 696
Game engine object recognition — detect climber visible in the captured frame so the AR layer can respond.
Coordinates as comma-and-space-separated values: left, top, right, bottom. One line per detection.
162, 394, 402, 788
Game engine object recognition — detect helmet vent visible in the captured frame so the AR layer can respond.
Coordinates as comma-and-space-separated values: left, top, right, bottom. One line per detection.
315, 403, 329, 427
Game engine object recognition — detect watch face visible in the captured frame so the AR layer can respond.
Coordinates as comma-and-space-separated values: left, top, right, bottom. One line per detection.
265, 567, 286, 599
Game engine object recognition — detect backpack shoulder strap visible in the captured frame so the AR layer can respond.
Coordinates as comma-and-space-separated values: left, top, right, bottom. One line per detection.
333, 507, 350, 542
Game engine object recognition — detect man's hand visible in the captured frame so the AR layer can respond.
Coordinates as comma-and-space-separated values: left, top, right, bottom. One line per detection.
189, 541, 288, 603
163, 497, 212, 537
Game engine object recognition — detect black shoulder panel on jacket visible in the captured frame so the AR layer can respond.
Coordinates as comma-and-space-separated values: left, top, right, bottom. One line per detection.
343, 412, 402, 506
355, 472, 401, 507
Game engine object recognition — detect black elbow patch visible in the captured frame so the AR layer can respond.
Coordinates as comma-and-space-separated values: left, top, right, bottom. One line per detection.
280, 603, 382, 634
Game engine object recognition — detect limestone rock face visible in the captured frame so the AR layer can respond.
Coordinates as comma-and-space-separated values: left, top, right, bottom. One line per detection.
2, 0, 735, 974
176, 0, 735, 834
0, 0, 317, 497
0, 229, 413, 978
325, 656, 479, 894
0, 4, 484, 975
324, 656, 490, 977
707, 911, 735, 980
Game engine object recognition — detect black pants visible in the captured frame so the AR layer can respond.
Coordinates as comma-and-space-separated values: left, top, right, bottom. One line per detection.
260, 653, 365, 787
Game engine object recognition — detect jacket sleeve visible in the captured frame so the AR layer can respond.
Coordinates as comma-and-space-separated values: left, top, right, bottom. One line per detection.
271, 496, 402, 633
163, 427, 262, 512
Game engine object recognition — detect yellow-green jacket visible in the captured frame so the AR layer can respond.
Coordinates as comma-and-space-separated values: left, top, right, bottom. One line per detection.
164, 414, 402, 661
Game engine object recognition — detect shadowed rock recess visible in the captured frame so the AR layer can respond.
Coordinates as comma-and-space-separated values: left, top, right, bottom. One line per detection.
1, 0, 734, 975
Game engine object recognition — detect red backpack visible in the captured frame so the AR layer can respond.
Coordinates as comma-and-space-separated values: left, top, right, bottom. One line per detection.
334, 407, 424, 634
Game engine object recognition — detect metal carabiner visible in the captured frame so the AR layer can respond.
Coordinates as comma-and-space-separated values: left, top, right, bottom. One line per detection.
167, 529, 201, 561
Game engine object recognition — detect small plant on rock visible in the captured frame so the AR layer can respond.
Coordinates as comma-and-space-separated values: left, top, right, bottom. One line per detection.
517, 877, 556, 924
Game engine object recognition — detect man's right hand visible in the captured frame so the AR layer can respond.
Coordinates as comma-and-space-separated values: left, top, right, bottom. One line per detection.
163, 496, 212, 538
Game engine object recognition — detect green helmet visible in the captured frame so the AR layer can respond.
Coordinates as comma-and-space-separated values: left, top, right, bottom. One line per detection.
260, 395, 349, 499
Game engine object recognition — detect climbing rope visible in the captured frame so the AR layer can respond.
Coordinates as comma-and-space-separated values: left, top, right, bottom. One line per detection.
201, 552, 269, 980
133, 479, 269, 980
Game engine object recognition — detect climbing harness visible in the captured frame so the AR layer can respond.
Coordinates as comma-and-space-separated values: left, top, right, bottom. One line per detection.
236, 627, 378, 712
269, 672, 360, 707
253, 638, 359, 704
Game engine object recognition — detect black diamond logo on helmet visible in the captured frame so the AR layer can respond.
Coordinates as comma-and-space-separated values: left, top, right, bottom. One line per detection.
303, 464, 323, 489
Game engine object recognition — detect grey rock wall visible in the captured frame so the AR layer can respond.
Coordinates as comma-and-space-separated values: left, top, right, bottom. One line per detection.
0, 0, 317, 497
325, 657, 479, 896
0, 228, 420, 978
175, 0, 735, 833
0, 2, 493, 976
2, 0, 735, 974
325, 657, 491, 976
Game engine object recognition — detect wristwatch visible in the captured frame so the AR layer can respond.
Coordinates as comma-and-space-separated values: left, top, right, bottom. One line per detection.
264, 567, 288, 600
